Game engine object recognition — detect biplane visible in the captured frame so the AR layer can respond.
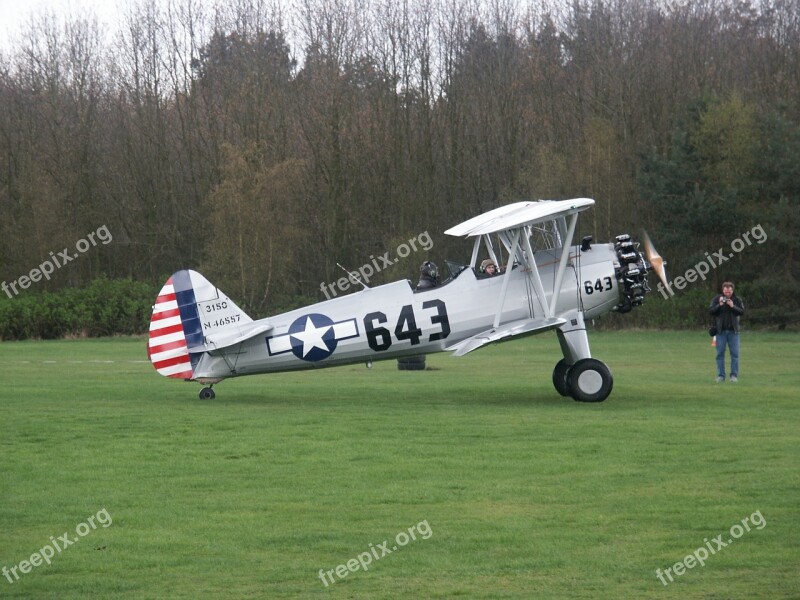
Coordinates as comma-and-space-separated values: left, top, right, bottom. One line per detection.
147, 199, 666, 402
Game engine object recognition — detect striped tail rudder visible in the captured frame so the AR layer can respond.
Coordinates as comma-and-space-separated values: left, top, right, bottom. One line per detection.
147, 270, 253, 380
147, 274, 198, 379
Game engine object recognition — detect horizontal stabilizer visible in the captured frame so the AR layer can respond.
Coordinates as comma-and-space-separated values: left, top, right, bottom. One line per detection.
206, 323, 273, 351
446, 317, 565, 357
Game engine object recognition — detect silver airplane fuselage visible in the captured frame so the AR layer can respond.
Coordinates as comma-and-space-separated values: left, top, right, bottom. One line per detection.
192, 244, 619, 380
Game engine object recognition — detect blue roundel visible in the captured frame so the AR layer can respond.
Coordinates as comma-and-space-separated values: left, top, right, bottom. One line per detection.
288, 313, 337, 361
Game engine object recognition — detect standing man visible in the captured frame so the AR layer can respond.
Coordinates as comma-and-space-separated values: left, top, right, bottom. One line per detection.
709, 281, 745, 382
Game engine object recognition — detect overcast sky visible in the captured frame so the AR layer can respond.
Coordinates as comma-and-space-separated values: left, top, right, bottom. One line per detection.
0, 0, 126, 49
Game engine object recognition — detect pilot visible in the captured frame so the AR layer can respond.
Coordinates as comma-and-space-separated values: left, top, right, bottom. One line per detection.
416, 261, 439, 290
480, 259, 500, 276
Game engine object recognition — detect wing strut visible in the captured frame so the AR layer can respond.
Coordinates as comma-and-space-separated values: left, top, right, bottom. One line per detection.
493, 230, 521, 329
548, 211, 580, 317
470, 237, 481, 267
522, 231, 550, 318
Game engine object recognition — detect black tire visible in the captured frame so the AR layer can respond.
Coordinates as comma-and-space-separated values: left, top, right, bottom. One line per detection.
199, 387, 215, 400
397, 355, 426, 371
552, 359, 571, 397
566, 358, 613, 403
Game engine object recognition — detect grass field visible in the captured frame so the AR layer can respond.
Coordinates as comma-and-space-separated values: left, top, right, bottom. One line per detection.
1, 331, 799, 599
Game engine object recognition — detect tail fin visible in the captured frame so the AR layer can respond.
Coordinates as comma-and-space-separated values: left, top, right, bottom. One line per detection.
147, 270, 252, 379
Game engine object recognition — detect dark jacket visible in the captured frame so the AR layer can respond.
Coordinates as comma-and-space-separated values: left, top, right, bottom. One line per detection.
416, 274, 438, 291
709, 294, 745, 333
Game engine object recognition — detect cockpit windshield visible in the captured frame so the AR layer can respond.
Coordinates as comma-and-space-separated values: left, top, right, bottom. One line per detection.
435, 260, 470, 286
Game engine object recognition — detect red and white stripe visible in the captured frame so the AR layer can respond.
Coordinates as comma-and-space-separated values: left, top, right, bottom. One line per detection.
148, 279, 193, 379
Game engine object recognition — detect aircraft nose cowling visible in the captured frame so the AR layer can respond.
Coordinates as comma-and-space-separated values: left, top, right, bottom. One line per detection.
612, 233, 651, 313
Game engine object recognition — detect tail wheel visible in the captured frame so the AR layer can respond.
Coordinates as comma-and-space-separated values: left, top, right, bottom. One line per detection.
552, 359, 571, 396
567, 358, 613, 403
199, 387, 216, 400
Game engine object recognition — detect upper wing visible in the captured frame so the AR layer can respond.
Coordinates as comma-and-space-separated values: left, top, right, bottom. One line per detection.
444, 198, 595, 238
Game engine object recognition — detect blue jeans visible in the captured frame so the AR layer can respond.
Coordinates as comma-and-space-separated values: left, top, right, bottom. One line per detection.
715, 330, 740, 379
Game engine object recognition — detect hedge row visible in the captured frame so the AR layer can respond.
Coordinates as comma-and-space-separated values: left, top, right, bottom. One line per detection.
0, 277, 158, 340
1, 276, 797, 341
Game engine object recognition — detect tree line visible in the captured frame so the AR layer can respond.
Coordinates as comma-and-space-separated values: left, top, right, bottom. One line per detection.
0, 0, 798, 329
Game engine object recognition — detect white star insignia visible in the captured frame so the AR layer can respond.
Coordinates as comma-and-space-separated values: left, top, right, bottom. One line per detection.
291, 318, 331, 357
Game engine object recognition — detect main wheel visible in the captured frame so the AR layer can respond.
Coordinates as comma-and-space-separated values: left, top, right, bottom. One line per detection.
397, 355, 426, 371
199, 387, 216, 400
552, 359, 571, 396
566, 358, 613, 403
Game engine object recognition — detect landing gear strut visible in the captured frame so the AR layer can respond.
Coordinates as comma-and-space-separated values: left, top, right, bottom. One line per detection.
199, 386, 216, 400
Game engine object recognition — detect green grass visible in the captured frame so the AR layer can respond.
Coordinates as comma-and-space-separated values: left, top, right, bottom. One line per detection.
1, 331, 799, 599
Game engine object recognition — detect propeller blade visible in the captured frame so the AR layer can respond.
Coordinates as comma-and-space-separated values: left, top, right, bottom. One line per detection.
641, 229, 669, 289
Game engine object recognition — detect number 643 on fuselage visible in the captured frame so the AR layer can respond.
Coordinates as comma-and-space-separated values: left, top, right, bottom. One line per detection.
147, 199, 667, 402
